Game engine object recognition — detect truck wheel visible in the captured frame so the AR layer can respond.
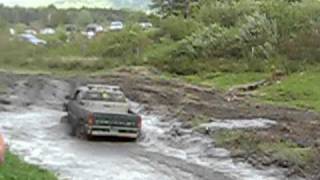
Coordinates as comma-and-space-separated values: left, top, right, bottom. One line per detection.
66, 114, 71, 123
76, 124, 91, 140
70, 124, 76, 136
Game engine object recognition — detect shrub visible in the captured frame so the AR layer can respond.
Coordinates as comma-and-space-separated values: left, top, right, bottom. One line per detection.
197, 0, 258, 27
87, 26, 152, 58
280, 24, 320, 63
175, 24, 242, 59
176, 11, 279, 60
239, 12, 279, 59
159, 16, 199, 41
259, 0, 320, 41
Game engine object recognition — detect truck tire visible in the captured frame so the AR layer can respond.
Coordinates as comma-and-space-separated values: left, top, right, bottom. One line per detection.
70, 124, 77, 136
76, 123, 92, 141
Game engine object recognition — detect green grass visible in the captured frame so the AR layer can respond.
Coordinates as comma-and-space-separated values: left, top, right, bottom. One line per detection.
215, 130, 259, 153
179, 70, 320, 112
258, 142, 316, 167
0, 152, 57, 180
259, 71, 320, 112
214, 130, 317, 169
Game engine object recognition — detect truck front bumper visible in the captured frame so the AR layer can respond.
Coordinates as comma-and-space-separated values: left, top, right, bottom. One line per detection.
86, 125, 140, 139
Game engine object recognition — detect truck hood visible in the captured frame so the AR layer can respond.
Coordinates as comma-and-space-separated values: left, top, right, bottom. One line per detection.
82, 101, 129, 114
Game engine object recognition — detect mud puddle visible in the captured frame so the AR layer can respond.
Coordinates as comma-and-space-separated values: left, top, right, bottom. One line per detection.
0, 106, 190, 180
0, 74, 296, 180
139, 112, 288, 180
0, 104, 290, 180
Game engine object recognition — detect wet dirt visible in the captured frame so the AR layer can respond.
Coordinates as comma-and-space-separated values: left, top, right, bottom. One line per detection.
0, 71, 317, 180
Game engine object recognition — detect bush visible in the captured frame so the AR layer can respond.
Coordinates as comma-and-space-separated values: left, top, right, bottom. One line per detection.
280, 23, 320, 63
239, 12, 279, 59
175, 24, 242, 60
174, 12, 279, 60
159, 16, 199, 41
197, 0, 258, 27
87, 26, 152, 59
259, 0, 320, 41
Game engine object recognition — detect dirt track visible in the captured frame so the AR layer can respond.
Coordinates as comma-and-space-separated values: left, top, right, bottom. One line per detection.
0, 71, 318, 180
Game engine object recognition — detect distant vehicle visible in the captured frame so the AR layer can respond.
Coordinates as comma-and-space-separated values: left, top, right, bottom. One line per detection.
65, 24, 77, 33
64, 84, 142, 140
9, 28, 15, 35
109, 21, 124, 31
0, 134, 4, 164
139, 22, 153, 29
19, 33, 47, 45
24, 29, 37, 35
87, 31, 96, 39
86, 24, 104, 33
40, 28, 56, 35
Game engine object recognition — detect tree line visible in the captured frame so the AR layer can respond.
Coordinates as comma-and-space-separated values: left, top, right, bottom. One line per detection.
0, 4, 149, 28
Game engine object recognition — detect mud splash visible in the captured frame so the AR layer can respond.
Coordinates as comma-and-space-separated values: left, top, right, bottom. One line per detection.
198, 118, 277, 130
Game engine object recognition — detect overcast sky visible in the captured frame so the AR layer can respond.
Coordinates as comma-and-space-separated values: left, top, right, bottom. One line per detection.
0, 0, 150, 10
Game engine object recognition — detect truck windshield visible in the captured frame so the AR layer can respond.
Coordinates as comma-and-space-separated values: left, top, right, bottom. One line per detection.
82, 91, 126, 102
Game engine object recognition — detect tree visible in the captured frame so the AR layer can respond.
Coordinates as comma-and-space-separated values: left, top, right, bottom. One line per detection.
151, 0, 199, 19
75, 10, 93, 27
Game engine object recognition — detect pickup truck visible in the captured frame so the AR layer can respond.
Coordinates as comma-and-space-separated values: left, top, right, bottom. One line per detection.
64, 84, 142, 140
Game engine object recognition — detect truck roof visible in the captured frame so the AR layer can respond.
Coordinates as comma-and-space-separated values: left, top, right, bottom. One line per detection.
87, 84, 121, 92
77, 84, 121, 92
76, 84, 126, 101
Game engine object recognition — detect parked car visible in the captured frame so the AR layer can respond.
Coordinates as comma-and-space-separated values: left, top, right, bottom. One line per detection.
19, 33, 47, 45
109, 21, 124, 31
64, 84, 142, 140
24, 29, 37, 35
40, 28, 56, 35
86, 24, 104, 33
0, 134, 5, 164
65, 24, 77, 33
9, 28, 15, 35
139, 22, 153, 29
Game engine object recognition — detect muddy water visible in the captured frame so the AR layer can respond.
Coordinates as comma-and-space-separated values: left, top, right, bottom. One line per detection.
140, 112, 288, 180
0, 103, 290, 180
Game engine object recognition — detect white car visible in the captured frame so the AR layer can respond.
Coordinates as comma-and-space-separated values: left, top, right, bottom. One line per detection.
9, 28, 15, 35
24, 29, 37, 35
40, 28, 56, 35
19, 33, 47, 45
139, 22, 153, 29
110, 21, 124, 31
